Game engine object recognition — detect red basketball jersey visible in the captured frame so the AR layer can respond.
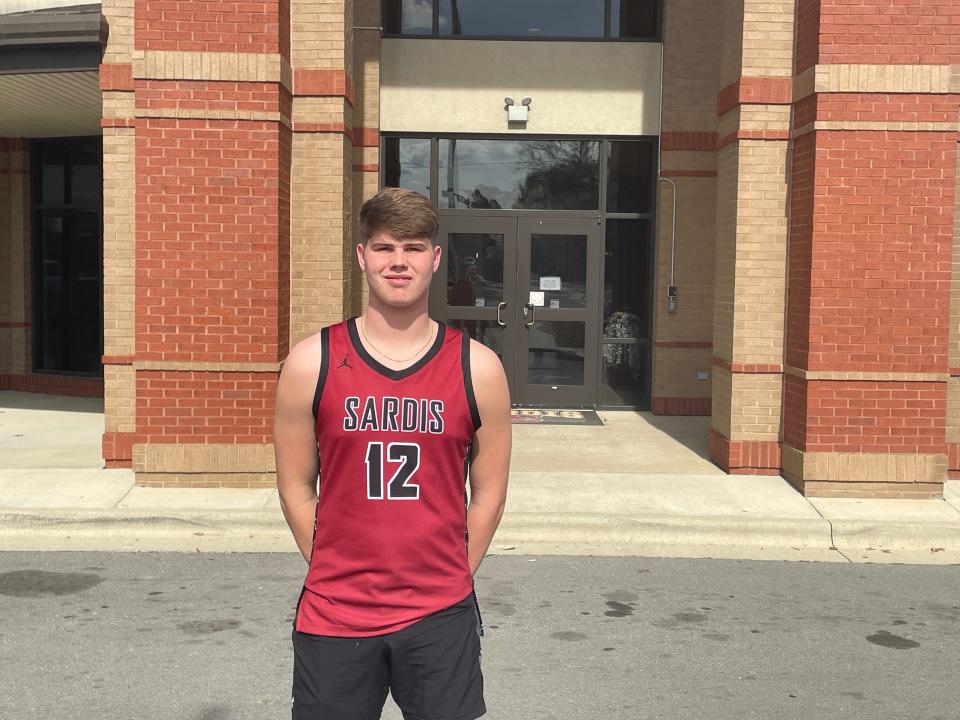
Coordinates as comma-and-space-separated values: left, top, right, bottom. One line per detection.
294, 317, 481, 637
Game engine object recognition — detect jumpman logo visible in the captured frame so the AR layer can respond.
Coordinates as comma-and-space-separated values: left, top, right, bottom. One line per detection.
338, 354, 353, 370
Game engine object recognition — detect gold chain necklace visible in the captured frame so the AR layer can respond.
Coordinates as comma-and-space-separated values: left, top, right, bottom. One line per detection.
359, 317, 435, 363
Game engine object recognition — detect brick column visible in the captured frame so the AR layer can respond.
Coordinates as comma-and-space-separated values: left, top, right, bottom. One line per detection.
0, 138, 31, 386
650, 0, 721, 417
121, 0, 292, 486
289, 0, 361, 342
708, 0, 794, 474
782, 1, 960, 497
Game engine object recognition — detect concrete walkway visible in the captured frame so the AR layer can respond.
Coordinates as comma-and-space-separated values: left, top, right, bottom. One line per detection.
2, 391, 960, 564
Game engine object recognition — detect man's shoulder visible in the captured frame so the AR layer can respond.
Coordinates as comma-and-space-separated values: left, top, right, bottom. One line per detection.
282, 330, 326, 378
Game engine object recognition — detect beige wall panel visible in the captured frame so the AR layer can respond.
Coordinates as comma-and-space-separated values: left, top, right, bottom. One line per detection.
104, 365, 136, 433
730, 372, 782, 439
654, 177, 717, 344
661, 150, 718, 173
134, 443, 277, 473
712, 142, 739, 363
661, 0, 721, 133
381, 40, 661, 135
292, 0, 351, 71
292, 96, 352, 126
652, 346, 712, 397
353, 0, 381, 130
947, 377, 960, 444
101, 0, 134, 64
0, 146, 31, 374
730, 140, 788, 366
102, 128, 136, 356
781, 445, 947, 484
291, 133, 352, 341
711, 365, 733, 438
741, 1, 795, 78
719, 0, 745, 88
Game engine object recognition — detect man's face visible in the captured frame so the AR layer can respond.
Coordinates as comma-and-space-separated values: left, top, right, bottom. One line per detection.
357, 230, 441, 308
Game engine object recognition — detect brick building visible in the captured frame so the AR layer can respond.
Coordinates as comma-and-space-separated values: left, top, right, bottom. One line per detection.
1, 0, 958, 498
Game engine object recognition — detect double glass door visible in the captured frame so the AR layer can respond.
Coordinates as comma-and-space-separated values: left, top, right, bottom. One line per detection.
432, 214, 601, 406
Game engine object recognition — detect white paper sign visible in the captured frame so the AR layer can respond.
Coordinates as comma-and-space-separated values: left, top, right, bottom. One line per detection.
529, 291, 545, 307
549, 299, 560, 309
475, 298, 486, 307
540, 276, 561, 291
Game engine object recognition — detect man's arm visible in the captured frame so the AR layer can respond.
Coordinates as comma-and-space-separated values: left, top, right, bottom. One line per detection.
466, 340, 512, 575
274, 335, 322, 564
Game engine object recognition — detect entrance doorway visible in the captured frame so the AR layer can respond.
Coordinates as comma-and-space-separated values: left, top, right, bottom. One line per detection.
432, 213, 601, 406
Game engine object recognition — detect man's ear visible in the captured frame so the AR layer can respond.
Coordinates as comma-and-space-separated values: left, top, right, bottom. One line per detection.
356, 242, 366, 270
432, 243, 442, 272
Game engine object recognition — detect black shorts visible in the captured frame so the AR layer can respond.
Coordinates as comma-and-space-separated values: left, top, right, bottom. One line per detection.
291, 593, 485, 720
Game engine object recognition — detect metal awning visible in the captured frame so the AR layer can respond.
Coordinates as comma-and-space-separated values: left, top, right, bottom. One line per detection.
0, 3, 105, 137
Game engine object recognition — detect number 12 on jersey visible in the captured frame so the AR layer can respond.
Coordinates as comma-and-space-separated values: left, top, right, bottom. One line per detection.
365, 442, 421, 500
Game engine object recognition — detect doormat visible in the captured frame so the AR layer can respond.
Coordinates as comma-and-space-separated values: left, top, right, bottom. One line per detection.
510, 409, 603, 426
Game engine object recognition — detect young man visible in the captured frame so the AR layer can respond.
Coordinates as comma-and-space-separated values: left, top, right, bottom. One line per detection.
274, 187, 512, 720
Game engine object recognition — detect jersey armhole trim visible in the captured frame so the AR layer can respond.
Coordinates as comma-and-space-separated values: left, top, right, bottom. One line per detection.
311, 327, 330, 421
460, 331, 482, 432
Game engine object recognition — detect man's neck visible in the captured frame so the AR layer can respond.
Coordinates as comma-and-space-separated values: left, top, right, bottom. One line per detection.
362, 300, 433, 345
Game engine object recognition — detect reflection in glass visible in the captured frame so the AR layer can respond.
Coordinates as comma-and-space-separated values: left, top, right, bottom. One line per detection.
41, 148, 65, 206
607, 141, 654, 213
527, 321, 584, 385
604, 220, 651, 339
447, 233, 504, 307
529, 234, 586, 308
383, 137, 431, 198
438, 139, 599, 210
610, 0, 659, 38
438, 0, 604, 37
600, 339, 648, 406
71, 155, 101, 207
383, 0, 433, 33
447, 319, 505, 362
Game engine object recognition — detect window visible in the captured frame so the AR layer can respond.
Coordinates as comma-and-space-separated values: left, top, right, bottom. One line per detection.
437, 139, 600, 210
382, 0, 660, 39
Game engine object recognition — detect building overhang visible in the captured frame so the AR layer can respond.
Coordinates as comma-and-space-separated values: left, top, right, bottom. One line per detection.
0, 3, 105, 137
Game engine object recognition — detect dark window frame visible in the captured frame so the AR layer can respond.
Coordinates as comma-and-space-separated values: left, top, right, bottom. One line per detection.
380, 0, 663, 41
382, 132, 658, 409
30, 136, 104, 377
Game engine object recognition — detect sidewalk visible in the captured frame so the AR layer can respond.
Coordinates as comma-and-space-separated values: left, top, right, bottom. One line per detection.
2, 394, 960, 564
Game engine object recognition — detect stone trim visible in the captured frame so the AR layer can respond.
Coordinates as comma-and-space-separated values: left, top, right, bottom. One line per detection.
712, 357, 783, 374
783, 365, 948, 382
717, 130, 790, 149
133, 361, 282, 372
793, 120, 959, 138
131, 50, 291, 90
135, 473, 275, 488
132, 107, 291, 125
133, 443, 277, 473
794, 64, 960, 102
781, 443, 947, 485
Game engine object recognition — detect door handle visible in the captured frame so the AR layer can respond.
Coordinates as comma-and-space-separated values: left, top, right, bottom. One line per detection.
524, 303, 536, 328
496, 301, 507, 327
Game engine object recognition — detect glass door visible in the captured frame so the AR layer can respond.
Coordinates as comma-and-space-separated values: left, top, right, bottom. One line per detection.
516, 217, 600, 406
431, 216, 520, 398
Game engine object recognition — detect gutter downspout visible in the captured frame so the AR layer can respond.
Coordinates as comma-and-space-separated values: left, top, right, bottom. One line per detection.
656, 37, 678, 313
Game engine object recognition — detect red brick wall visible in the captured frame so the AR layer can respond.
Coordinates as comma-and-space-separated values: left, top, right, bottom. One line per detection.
135, 117, 284, 363
806, 130, 955, 374
136, 371, 276, 444
796, 1, 960, 72
803, 380, 946, 454
135, 80, 282, 113
134, 0, 282, 53
817, 1, 960, 66
786, 132, 816, 370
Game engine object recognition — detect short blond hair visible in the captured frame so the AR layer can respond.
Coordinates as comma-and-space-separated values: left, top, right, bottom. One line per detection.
359, 187, 439, 244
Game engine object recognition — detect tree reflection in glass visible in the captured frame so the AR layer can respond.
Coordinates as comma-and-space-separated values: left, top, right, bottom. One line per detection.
438, 139, 599, 211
